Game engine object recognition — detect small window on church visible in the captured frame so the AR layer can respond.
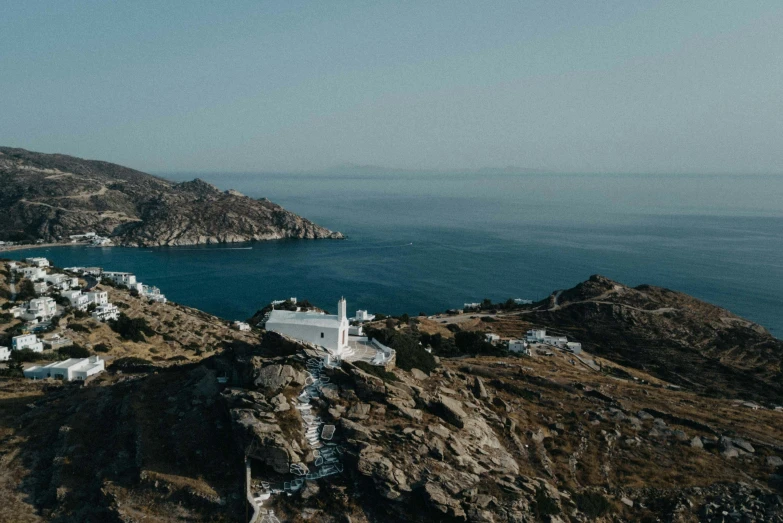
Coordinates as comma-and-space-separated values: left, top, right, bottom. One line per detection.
321, 332, 324, 338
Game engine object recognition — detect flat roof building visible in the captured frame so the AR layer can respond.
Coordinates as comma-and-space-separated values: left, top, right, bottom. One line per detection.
24, 356, 105, 381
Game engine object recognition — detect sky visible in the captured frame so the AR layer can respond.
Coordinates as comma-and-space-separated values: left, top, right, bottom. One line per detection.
1, 1, 782, 174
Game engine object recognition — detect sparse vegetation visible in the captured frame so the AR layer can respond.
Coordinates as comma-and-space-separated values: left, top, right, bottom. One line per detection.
108, 313, 155, 342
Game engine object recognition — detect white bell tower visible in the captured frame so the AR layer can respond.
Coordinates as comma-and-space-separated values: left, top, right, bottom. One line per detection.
338, 297, 347, 321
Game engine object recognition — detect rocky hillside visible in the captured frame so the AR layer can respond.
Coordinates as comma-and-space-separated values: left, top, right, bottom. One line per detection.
520, 275, 783, 405
0, 147, 343, 246
2, 270, 782, 522
2, 337, 782, 522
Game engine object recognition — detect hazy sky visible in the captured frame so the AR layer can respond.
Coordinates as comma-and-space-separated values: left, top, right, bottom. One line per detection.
1, 1, 782, 174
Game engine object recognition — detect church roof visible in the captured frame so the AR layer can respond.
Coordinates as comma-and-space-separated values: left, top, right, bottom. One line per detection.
266, 310, 343, 329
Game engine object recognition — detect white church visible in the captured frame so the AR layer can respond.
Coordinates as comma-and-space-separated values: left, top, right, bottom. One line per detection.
265, 298, 350, 355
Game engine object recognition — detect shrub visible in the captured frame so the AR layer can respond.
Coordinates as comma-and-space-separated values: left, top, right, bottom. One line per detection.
16, 279, 37, 301
93, 343, 111, 353
391, 334, 437, 374
68, 323, 91, 333
58, 344, 90, 359
573, 491, 611, 518
108, 313, 155, 342
110, 357, 153, 373
10, 348, 45, 362
454, 331, 506, 356
533, 487, 561, 518
354, 361, 399, 382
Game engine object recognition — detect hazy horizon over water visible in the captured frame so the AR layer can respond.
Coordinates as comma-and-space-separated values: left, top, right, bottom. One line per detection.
10, 172, 783, 336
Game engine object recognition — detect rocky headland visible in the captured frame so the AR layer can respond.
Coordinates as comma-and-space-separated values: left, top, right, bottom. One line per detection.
0, 147, 343, 246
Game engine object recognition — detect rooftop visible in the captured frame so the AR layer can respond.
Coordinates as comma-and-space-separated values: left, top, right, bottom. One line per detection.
266, 309, 342, 329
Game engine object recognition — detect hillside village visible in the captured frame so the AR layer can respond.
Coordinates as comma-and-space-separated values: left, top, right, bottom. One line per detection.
0, 260, 782, 522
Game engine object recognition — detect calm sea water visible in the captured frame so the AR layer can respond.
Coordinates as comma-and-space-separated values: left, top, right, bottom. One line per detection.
8, 172, 783, 336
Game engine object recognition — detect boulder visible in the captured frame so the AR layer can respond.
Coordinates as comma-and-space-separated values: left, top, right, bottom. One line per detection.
432, 395, 469, 429
347, 402, 372, 420
411, 368, 429, 380
732, 438, 755, 454
270, 393, 290, 412
253, 364, 305, 394
492, 397, 511, 413
691, 436, 704, 449
767, 456, 783, 468
472, 376, 489, 400
423, 481, 466, 519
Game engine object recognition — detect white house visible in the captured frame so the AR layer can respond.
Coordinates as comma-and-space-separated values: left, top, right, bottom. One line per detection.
12, 334, 44, 353
265, 298, 350, 355
9, 305, 25, 318
566, 342, 582, 354
62, 290, 90, 311
86, 291, 108, 305
25, 257, 49, 268
0, 346, 10, 361
351, 310, 375, 322
24, 356, 105, 381
91, 303, 119, 322
464, 302, 481, 310
141, 285, 166, 303
485, 333, 501, 344
103, 271, 137, 286
233, 321, 251, 331
545, 336, 568, 348
19, 267, 46, 280
22, 297, 58, 321
33, 282, 49, 295
45, 273, 66, 285
525, 329, 547, 343
508, 339, 529, 354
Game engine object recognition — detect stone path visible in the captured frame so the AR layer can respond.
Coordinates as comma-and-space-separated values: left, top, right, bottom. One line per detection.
250, 350, 345, 522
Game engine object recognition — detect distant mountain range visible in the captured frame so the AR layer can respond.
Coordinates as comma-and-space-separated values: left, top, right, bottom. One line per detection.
0, 147, 343, 246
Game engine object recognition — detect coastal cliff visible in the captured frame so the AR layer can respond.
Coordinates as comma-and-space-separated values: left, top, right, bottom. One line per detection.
0, 147, 343, 246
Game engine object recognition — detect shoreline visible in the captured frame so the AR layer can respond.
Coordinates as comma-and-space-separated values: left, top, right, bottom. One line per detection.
0, 243, 76, 254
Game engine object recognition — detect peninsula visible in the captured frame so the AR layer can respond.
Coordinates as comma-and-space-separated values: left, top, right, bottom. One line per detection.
0, 147, 343, 247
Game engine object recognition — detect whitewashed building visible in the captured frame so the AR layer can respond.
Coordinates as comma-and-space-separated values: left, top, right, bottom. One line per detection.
19, 267, 47, 280
464, 302, 481, 310
86, 291, 109, 305
141, 285, 166, 303
265, 298, 350, 355
62, 290, 90, 311
24, 356, 105, 381
12, 334, 44, 353
351, 310, 375, 322
33, 281, 49, 295
566, 342, 582, 354
103, 271, 137, 286
508, 339, 530, 354
525, 329, 547, 343
0, 346, 10, 361
22, 297, 57, 321
91, 303, 119, 322
485, 333, 501, 344
233, 321, 251, 331
25, 257, 49, 268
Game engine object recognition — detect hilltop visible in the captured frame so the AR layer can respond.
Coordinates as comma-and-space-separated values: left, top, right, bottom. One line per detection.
0, 147, 343, 246
1, 267, 781, 522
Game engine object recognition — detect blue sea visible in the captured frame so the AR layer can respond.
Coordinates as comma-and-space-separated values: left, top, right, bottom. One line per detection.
8, 172, 783, 336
